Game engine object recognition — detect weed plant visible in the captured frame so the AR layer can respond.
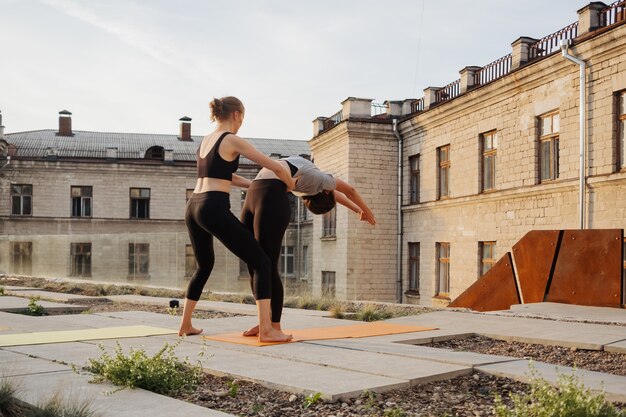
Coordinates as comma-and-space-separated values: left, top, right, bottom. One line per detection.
86, 340, 203, 396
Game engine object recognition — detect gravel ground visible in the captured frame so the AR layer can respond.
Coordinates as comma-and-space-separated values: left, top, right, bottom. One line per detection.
3, 276, 625, 416
424, 335, 626, 376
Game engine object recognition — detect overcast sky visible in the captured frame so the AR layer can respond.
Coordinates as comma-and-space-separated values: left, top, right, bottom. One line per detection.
1, 0, 581, 140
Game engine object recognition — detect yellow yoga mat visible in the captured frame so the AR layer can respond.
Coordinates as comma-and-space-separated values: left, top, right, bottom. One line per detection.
0, 325, 176, 347
204, 322, 437, 346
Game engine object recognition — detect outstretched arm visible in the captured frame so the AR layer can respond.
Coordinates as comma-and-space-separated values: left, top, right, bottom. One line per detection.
228, 135, 295, 191
232, 174, 251, 189
334, 178, 376, 225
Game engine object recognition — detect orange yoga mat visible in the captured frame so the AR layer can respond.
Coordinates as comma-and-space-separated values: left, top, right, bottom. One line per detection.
203, 322, 437, 346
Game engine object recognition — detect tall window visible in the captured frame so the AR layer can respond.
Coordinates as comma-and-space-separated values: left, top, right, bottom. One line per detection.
322, 271, 336, 297
481, 131, 497, 192
480, 241, 496, 277
619, 91, 625, 170
437, 145, 450, 199
130, 188, 150, 219
70, 243, 91, 277
11, 184, 32, 216
302, 245, 309, 276
322, 207, 336, 237
539, 112, 560, 182
71, 186, 92, 217
11, 242, 32, 275
185, 244, 197, 278
408, 242, 420, 294
288, 193, 297, 222
280, 246, 295, 276
436, 242, 450, 297
409, 154, 420, 204
129, 243, 150, 278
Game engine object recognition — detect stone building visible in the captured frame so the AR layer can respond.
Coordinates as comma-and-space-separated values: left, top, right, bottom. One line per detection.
0, 111, 312, 294
309, 2, 626, 306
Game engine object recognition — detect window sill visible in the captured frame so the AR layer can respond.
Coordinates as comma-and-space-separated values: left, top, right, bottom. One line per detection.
404, 290, 420, 298
321, 236, 337, 241
127, 275, 150, 280
432, 295, 450, 301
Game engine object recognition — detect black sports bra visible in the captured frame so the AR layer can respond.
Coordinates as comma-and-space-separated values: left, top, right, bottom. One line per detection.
197, 132, 240, 180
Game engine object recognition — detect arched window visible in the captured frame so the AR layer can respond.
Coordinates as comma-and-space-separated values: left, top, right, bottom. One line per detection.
145, 146, 164, 160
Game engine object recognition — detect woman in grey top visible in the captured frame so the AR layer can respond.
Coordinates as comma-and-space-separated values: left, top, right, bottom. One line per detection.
240, 156, 376, 337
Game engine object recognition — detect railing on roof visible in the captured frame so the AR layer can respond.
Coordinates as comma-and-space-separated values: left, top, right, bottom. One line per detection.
435, 79, 461, 103
371, 102, 387, 116
410, 98, 424, 113
323, 109, 343, 130
474, 53, 512, 87
600, 0, 626, 27
529, 21, 578, 60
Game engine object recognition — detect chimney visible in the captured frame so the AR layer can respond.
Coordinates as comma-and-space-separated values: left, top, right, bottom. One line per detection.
0, 110, 4, 139
179, 116, 192, 141
57, 110, 73, 137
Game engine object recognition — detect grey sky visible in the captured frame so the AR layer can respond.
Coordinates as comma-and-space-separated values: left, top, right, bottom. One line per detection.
1, 0, 581, 140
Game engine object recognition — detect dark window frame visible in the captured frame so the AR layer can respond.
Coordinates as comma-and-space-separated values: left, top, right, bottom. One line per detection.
71, 186, 93, 218
70, 242, 92, 277
409, 154, 420, 204
479, 241, 497, 277
407, 242, 420, 294
481, 131, 497, 192
130, 188, 151, 219
322, 206, 336, 238
436, 242, 450, 298
11, 184, 32, 216
128, 243, 150, 279
322, 271, 336, 297
539, 111, 560, 182
437, 145, 450, 199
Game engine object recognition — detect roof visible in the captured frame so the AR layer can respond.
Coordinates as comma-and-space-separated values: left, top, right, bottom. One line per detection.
4, 129, 310, 164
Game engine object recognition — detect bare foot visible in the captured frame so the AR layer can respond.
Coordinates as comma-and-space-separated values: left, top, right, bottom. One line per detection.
243, 325, 259, 337
243, 322, 281, 337
178, 326, 203, 337
259, 328, 292, 343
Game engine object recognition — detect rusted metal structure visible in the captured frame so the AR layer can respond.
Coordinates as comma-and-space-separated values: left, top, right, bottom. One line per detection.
449, 229, 624, 311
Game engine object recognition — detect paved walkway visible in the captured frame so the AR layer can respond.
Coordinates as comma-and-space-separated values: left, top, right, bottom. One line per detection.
1, 287, 625, 416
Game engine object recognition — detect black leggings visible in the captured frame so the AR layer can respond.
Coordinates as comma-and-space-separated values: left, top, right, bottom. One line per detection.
185, 191, 272, 301
240, 180, 292, 322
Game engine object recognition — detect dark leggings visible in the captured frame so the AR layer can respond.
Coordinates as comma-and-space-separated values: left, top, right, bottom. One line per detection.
185, 191, 272, 301
240, 180, 291, 322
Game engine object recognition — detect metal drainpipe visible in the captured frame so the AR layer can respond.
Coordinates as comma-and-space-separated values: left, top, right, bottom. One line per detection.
392, 119, 403, 303
560, 39, 586, 230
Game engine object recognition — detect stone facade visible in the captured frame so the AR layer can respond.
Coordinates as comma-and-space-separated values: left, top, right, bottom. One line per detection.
310, 5, 626, 306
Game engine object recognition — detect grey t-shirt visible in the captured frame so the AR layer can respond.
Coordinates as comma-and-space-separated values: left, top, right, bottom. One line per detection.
285, 156, 336, 197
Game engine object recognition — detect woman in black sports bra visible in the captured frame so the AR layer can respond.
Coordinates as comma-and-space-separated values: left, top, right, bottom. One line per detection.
180, 96, 295, 343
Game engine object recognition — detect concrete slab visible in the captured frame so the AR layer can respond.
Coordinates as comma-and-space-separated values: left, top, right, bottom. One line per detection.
5, 341, 108, 368
5, 289, 108, 304
501, 302, 626, 325
605, 339, 626, 354
6, 371, 235, 417
0, 296, 88, 314
261, 341, 471, 385
388, 311, 626, 350
476, 359, 626, 403
0, 349, 69, 376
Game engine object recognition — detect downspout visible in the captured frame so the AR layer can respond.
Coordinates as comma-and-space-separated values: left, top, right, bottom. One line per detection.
560, 39, 586, 230
392, 119, 403, 303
